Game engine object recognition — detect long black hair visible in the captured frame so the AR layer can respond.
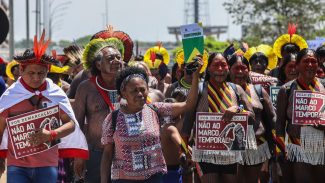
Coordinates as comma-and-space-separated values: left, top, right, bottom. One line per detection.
204, 52, 226, 82
281, 43, 300, 58
226, 54, 251, 83
249, 52, 268, 67
316, 45, 325, 61
278, 53, 297, 83
227, 54, 250, 69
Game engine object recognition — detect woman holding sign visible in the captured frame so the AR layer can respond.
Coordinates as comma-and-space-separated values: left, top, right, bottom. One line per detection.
100, 63, 202, 183
276, 48, 325, 183
228, 54, 276, 183
183, 52, 255, 183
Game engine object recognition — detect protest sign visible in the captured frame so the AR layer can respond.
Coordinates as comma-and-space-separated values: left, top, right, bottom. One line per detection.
196, 112, 248, 151
292, 90, 325, 125
180, 23, 204, 64
7, 105, 61, 159
250, 71, 277, 93
270, 86, 281, 107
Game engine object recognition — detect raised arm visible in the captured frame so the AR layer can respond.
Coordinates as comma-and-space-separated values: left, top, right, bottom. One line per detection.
170, 59, 202, 117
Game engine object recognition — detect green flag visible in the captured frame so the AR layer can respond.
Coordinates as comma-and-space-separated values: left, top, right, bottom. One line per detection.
180, 23, 204, 64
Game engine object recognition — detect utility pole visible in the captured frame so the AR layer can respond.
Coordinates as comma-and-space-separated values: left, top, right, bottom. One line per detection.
105, 0, 108, 24
43, 0, 49, 40
26, 0, 30, 48
194, 0, 199, 23
35, 0, 39, 38
35, 0, 41, 38
9, 0, 14, 59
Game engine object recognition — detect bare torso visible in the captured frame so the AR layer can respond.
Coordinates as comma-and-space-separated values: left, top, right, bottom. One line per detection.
73, 79, 111, 148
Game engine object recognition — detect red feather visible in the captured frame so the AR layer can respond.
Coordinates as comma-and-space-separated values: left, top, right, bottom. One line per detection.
150, 50, 156, 64
288, 23, 297, 42
33, 35, 38, 60
33, 30, 50, 62
52, 50, 57, 59
41, 39, 51, 56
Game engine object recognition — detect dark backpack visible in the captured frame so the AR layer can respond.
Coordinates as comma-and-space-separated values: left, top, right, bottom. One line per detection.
228, 82, 242, 106
253, 84, 275, 155
110, 104, 158, 132
253, 84, 264, 103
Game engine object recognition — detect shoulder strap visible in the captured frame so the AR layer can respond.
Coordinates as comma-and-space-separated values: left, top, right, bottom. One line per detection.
254, 84, 264, 103
285, 81, 296, 97
111, 109, 120, 132
146, 103, 159, 114
319, 78, 325, 88
229, 82, 240, 105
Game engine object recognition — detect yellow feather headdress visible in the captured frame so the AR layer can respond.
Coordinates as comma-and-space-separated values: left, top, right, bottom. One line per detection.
143, 42, 170, 69
244, 44, 278, 70
273, 23, 308, 58
6, 60, 19, 80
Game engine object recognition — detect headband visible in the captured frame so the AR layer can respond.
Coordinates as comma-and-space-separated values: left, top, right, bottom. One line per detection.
120, 74, 147, 91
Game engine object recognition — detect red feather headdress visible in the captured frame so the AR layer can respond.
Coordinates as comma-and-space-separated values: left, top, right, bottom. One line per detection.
14, 30, 60, 67
91, 25, 134, 62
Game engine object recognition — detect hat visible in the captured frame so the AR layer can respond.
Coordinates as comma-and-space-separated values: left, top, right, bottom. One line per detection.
273, 23, 308, 58
143, 42, 170, 69
91, 25, 133, 62
14, 30, 61, 67
6, 60, 19, 80
82, 38, 123, 70
244, 44, 278, 70
63, 44, 84, 66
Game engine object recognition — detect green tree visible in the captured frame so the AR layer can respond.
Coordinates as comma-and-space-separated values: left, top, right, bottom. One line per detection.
224, 0, 325, 46
75, 35, 92, 47
204, 36, 229, 52
58, 40, 71, 48
15, 39, 33, 49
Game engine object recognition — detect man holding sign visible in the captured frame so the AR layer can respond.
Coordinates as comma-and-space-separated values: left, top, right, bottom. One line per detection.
0, 31, 88, 183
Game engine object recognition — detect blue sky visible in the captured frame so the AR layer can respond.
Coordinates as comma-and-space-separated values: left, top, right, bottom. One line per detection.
12, 0, 241, 42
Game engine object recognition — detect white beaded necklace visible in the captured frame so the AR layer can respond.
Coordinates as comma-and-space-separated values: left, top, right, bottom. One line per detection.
95, 76, 116, 92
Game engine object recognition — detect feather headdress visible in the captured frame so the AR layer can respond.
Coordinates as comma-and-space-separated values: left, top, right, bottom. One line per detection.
14, 30, 61, 67
143, 42, 170, 69
6, 60, 19, 81
91, 25, 133, 62
273, 23, 308, 58
82, 38, 123, 70
244, 44, 278, 70
63, 45, 84, 66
